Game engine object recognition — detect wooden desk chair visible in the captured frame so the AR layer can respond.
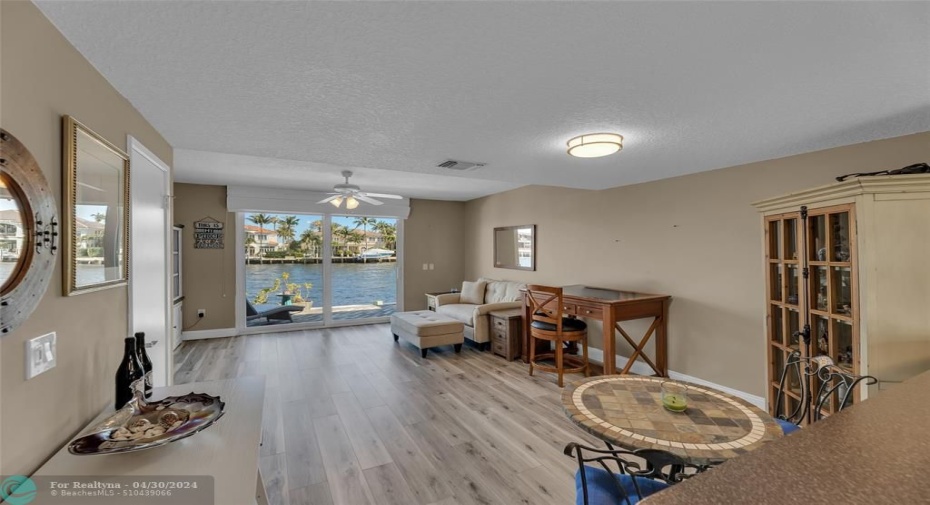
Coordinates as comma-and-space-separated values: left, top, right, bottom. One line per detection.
526, 285, 589, 387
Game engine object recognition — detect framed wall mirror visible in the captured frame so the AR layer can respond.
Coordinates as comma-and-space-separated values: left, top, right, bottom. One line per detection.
494, 224, 535, 271
1, 128, 58, 335
62, 116, 130, 296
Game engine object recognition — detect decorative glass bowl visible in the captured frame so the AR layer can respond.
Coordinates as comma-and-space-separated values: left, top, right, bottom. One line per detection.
68, 389, 225, 455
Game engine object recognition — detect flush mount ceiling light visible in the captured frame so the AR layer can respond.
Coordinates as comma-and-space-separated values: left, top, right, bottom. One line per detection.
566, 133, 624, 158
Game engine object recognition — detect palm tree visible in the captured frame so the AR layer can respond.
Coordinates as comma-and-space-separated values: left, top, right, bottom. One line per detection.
373, 221, 397, 251
276, 215, 299, 253
347, 231, 364, 256
331, 223, 347, 257
91, 212, 106, 223
352, 217, 378, 262
299, 228, 321, 258
247, 213, 275, 263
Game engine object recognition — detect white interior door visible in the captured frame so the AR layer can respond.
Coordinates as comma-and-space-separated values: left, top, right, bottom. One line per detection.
128, 136, 171, 387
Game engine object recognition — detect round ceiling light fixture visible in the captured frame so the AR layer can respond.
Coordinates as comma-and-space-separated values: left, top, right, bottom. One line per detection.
566, 133, 624, 158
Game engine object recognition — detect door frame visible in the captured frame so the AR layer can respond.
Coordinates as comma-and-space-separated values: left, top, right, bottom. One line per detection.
127, 136, 173, 385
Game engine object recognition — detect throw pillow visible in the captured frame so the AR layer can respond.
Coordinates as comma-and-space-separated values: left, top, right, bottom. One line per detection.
460, 280, 487, 305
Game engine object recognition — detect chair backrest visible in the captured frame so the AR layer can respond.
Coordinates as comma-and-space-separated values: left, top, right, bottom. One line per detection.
525, 284, 564, 332
564, 442, 711, 505
775, 350, 878, 425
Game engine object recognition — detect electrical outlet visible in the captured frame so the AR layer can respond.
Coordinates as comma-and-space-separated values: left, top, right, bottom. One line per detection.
197, 309, 206, 318
422, 263, 428, 271
26, 332, 56, 379
429, 263, 435, 270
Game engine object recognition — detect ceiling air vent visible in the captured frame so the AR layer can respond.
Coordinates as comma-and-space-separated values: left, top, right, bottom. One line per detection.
436, 159, 486, 171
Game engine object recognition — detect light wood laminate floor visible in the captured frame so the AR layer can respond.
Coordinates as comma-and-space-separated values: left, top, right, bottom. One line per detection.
173, 323, 602, 505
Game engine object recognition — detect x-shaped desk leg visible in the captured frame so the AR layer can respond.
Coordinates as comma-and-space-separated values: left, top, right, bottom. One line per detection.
617, 318, 662, 376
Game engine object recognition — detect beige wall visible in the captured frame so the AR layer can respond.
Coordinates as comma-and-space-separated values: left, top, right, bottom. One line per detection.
404, 199, 467, 310
464, 131, 930, 397
173, 184, 237, 330
1, 1, 173, 475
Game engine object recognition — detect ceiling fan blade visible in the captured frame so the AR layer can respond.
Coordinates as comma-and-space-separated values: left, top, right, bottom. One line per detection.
354, 194, 384, 206
359, 192, 403, 199
317, 194, 342, 204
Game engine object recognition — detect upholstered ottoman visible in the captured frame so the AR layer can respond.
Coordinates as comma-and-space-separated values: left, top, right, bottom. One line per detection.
390, 311, 465, 358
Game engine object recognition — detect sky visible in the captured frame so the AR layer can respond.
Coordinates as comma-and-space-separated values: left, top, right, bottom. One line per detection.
244, 213, 396, 235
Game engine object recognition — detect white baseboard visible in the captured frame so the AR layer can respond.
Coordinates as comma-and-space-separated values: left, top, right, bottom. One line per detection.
586, 348, 765, 409
181, 327, 237, 341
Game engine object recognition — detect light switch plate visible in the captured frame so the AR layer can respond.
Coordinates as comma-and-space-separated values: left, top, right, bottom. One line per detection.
26, 332, 56, 379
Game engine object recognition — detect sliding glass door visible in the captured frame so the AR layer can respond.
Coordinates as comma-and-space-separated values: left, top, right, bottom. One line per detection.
331, 215, 398, 321
240, 212, 399, 330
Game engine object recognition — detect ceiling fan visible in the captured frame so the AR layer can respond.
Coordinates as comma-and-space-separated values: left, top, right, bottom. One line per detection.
316, 170, 403, 209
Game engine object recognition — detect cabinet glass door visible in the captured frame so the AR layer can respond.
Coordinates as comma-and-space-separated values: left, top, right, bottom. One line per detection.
765, 213, 802, 417
805, 205, 858, 415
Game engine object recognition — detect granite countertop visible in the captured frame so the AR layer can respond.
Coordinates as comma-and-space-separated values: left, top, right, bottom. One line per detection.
644, 370, 930, 504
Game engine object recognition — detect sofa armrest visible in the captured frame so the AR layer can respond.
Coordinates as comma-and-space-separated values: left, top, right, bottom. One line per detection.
475, 301, 522, 316
434, 293, 461, 306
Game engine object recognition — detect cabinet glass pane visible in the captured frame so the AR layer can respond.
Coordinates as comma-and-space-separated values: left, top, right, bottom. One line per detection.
770, 306, 783, 345
769, 264, 783, 302
813, 315, 830, 357
768, 221, 781, 260
833, 319, 854, 370
809, 214, 827, 261
771, 348, 784, 383
811, 266, 828, 311
787, 308, 800, 349
830, 212, 851, 262
786, 265, 799, 305
784, 219, 798, 260
786, 396, 801, 420
831, 267, 852, 315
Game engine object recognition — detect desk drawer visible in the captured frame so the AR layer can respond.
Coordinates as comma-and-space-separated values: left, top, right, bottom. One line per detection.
560, 304, 577, 316
576, 305, 603, 319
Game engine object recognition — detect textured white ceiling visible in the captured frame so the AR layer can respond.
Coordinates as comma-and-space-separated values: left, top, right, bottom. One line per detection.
35, 1, 930, 200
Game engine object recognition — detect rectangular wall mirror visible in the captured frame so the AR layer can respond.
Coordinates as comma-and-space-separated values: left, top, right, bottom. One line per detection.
62, 115, 130, 295
494, 224, 535, 271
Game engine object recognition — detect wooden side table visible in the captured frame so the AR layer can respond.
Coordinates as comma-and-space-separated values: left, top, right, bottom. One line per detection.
489, 308, 523, 361
426, 291, 456, 311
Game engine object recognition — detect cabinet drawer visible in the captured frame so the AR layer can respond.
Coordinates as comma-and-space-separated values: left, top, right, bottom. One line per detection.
492, 317, 507, 329
492, 341, 507, 357
576, 305, 602, 319
492, 329, 507, 343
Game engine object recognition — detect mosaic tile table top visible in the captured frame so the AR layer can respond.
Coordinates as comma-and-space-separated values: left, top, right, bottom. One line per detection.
562, 376, 783, 464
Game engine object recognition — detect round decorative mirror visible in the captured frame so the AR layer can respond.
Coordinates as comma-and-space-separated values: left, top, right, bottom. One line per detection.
0, 128, 58, 335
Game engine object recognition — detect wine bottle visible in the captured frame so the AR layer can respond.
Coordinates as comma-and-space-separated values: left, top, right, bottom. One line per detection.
134, 332, 153, 399
115, 337, 143, 410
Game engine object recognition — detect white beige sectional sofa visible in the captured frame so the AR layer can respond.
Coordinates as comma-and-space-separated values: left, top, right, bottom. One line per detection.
435, 278, 526, 349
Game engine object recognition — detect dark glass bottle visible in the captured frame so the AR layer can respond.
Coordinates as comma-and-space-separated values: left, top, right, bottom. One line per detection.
134, 332, 154, 399
115, 337, 143, 410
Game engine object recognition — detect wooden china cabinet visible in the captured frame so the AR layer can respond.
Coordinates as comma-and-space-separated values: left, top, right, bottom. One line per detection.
754, 175, 930, 422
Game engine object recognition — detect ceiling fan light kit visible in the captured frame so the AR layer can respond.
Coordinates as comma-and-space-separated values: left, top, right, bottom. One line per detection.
317, 170, 403, 208
567, 133, 624, 158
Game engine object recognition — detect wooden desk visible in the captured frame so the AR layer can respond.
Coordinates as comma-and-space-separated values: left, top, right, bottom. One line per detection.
33, 377, 266, 505
523, 285, 671, 376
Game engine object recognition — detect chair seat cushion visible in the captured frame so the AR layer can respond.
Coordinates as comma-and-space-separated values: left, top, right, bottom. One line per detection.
777, 418, 801, 435
531, 317, 587, 332
575, 466, 668, 505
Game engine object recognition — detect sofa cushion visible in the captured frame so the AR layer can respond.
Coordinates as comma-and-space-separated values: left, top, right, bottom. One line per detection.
460, 280, 486, 304
485, 280, 526, 304
436, 303, 479, 326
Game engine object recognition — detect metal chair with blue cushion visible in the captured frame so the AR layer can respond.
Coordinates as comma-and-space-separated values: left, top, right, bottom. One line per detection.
526, 284, 589, 387
775, 350, 877, 435
565, 442, 711, 505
